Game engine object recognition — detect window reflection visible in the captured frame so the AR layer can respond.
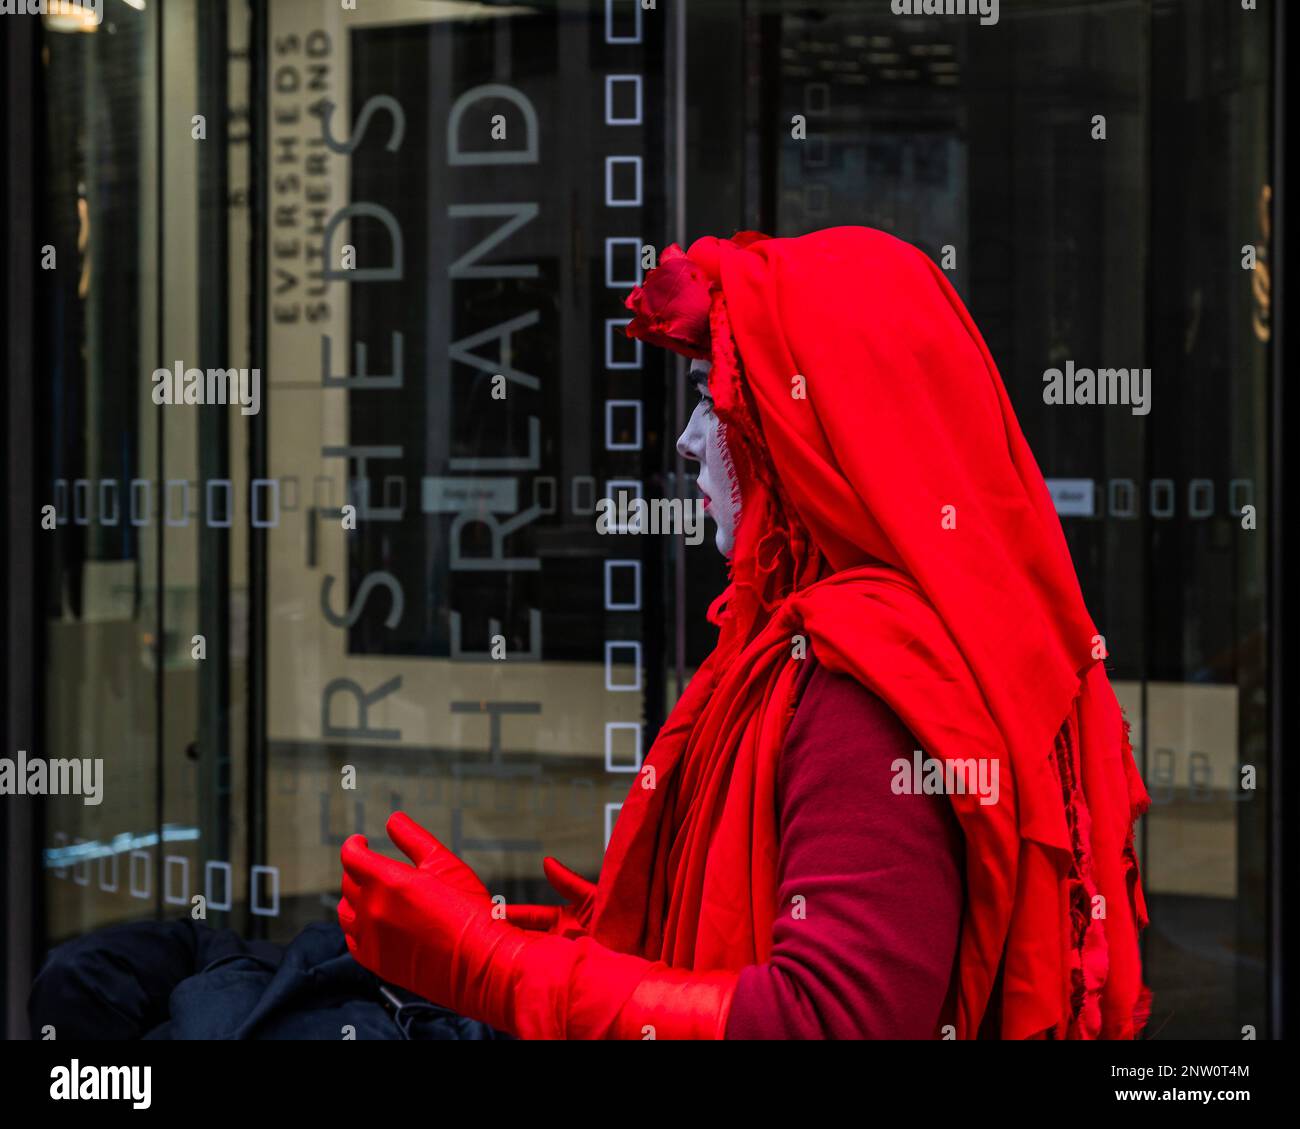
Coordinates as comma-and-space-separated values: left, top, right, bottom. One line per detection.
35, 0, 1276, 1040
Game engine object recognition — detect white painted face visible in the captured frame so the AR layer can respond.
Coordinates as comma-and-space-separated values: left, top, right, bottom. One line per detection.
676, 359, 740, 557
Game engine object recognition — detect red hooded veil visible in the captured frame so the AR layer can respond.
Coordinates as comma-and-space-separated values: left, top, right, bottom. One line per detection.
589, 226, 1151, 1039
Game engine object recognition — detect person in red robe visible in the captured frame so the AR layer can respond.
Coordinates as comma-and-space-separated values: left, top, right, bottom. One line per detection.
338, 226, 1152, 1040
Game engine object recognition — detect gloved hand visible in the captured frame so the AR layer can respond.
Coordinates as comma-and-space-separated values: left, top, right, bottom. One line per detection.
347, 812, 593, 935
503, 856, 597, 938
338, 813, 737, 1039
377, 811, 493, 900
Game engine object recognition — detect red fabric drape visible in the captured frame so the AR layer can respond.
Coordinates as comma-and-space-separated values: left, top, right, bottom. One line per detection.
595, 226, 1151, 1039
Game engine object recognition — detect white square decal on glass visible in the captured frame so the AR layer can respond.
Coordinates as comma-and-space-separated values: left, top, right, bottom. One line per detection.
605, 722, 643, 773
605, 399, 643, 450
604, 640, 642, 691
533, 475, 558, 515
571, 475, 597, 516
605, 237, 643, 288
605, 802, 624, 848
99, 479, 120, 526
605, 156, 643, 207
604, 0, 642, 44
130, 850, 152, 900
805, 82, 830, 116
384, 474, 406, 515
72, 839, 90, 886
130, 479, 150, 527
165, 479, 190, 527
206, 479, 234, 528
98, 852, 119, 893
164, 856, 191, 906
251, 478, 281, 528
205, 861, 233, 911
53, 479, 68, 525
604, 479, 642, 533
73, 478, 90, 526
606, 318, 643, 369
250, 864, 281, 917
604, 558, 642, 611
605, 74, 643, 125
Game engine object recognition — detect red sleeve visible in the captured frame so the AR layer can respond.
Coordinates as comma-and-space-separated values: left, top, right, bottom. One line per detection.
724, 657, 966, 1039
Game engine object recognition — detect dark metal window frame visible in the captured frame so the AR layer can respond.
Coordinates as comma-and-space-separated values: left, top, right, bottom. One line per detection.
3, 12, 41, 1043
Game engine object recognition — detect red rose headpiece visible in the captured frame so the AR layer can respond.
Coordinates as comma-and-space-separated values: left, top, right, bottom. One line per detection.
621, 232, 770, 359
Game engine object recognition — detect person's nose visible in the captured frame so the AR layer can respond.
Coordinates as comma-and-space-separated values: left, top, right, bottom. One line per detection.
676, 415, 700, 463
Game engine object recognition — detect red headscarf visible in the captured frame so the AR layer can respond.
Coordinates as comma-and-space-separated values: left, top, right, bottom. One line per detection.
596, 226, 1151, 1039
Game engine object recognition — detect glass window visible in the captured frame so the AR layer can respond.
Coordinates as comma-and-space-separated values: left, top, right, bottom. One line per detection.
31, 0, 1280, 1041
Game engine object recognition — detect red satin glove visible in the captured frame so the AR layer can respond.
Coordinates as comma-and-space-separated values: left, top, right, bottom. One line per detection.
503, 856, 597, 939
355, 813, 591, 935
338, 813, 737, 1039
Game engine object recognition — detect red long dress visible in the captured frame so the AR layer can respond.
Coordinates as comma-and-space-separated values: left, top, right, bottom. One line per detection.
724, 655, 965, 1038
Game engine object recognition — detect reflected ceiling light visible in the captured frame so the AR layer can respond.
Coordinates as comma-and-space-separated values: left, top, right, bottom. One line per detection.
42, 2, 100, 33
121, 0, 146, 11
413, 0, 538, 21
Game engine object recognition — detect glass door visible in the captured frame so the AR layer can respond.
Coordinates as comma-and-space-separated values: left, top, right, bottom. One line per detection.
38, 0, 255, 942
